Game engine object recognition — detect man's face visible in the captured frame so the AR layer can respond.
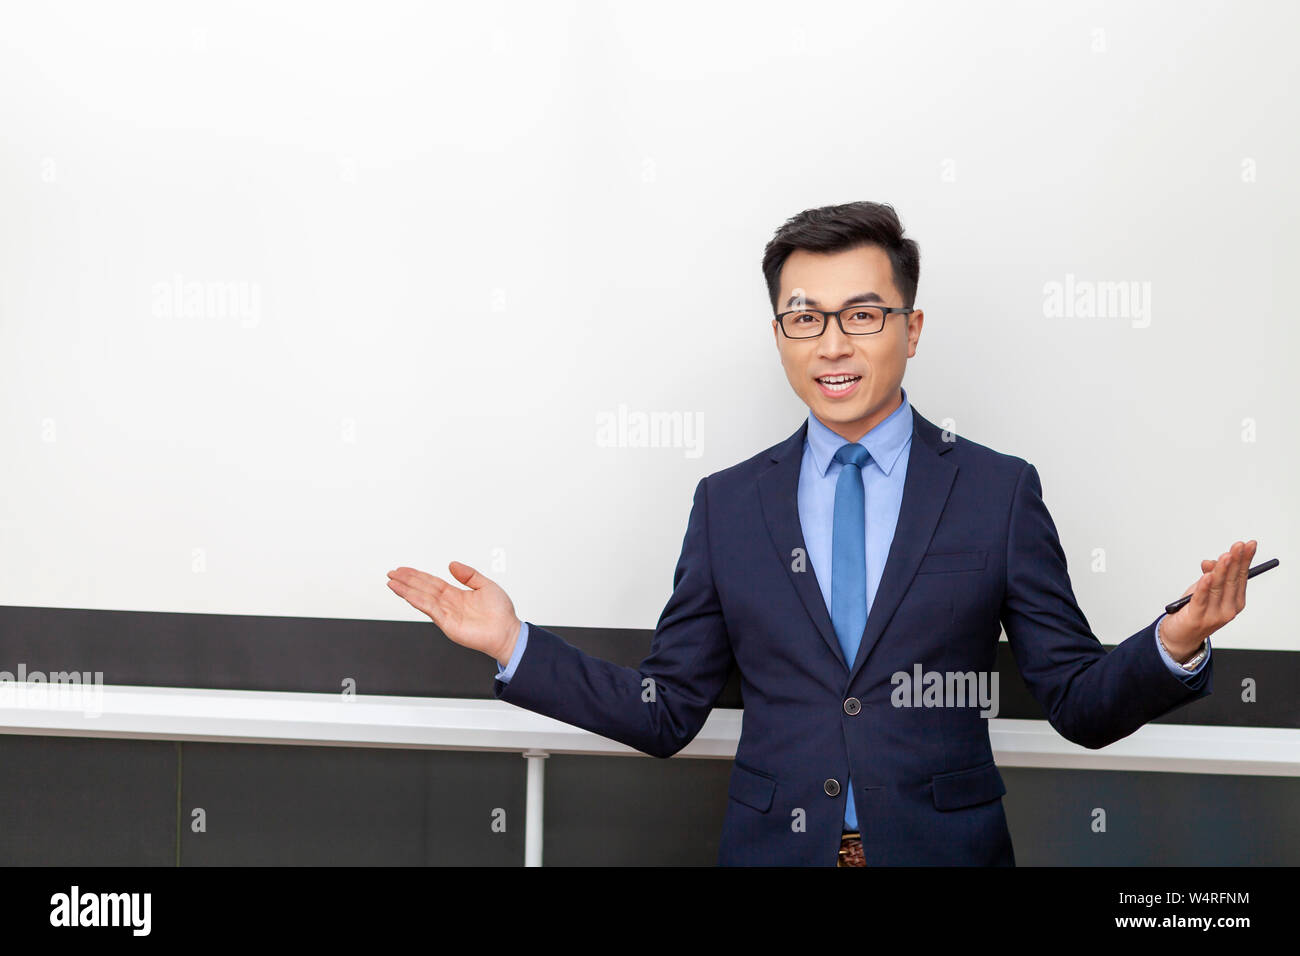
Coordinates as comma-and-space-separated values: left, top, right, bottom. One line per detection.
772, 243, 923, 443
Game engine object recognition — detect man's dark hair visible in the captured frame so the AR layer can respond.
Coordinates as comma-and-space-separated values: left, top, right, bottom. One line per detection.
761, 201, 920, 313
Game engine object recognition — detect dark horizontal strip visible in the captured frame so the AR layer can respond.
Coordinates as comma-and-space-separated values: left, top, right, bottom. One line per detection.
0, 605, 1294, 728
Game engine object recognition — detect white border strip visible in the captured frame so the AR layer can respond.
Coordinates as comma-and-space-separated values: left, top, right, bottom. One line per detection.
0, 683, 1296, 776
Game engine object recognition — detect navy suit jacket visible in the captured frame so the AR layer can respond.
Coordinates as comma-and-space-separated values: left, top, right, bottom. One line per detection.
493, 405, 1213, 865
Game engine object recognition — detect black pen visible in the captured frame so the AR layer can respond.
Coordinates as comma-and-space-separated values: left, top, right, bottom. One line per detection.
1165, 558, 1279, 614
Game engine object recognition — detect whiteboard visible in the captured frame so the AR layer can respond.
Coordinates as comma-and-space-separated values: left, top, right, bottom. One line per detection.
0, 0, 1293, 652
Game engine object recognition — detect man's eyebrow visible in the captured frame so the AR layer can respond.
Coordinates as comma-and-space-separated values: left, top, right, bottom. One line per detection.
784, 291, 885, 309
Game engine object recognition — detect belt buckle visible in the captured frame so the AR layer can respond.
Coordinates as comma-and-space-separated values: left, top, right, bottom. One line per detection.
838, 830, 864, 867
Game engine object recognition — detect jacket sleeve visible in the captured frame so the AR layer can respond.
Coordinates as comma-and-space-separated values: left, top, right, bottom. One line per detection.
491, 476, 735, 758
1000, 461, 1212, 750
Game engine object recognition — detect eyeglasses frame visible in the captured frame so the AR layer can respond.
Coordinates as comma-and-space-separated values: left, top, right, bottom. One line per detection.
774, 305, 917, 339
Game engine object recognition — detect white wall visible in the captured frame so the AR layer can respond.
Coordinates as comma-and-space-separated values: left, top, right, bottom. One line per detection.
0, 0, 1293, 651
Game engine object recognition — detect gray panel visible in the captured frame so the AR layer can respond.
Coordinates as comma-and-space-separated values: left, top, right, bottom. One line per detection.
179, 743, 526, 865
0, 734, 176, 866
2, 733, 1295, 866
543, 754, 732, 865
540, 758, 1300, 866
1001, 766, 1300, 865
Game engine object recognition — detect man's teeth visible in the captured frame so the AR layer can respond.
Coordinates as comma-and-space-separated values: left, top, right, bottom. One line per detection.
818, 375, 860, 391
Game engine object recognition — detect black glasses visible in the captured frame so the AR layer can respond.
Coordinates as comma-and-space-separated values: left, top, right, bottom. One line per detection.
775, 305, 916, 339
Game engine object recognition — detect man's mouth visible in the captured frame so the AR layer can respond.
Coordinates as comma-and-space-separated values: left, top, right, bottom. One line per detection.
815, 373, 862, 396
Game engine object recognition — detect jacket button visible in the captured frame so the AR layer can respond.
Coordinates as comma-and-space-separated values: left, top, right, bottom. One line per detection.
823, 778, 840, 797
843, 697, 861, 715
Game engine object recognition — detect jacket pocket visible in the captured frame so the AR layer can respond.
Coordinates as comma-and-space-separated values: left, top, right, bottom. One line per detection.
728, 761, 776, 813
917, 550, 987, 574
930, 760, 1006, 810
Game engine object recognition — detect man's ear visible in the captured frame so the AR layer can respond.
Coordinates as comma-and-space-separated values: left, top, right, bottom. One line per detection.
906, 310, 924, 357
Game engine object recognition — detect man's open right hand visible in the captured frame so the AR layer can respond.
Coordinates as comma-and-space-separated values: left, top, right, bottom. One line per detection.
387, 562, 522, 666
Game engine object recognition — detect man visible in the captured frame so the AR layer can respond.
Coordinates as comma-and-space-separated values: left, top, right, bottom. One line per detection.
387, 201, 1256, 866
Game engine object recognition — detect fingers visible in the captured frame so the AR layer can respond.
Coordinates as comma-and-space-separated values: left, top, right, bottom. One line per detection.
1218, 542, 1243, 615
386, 561, 494, 607
1179, 541, 1256, 638
386, 566, 458, 626
1205, 547, 1227, 604
1223, 541, 1248, 614
1206, 543, 1238, 619
1186, 569, 1212, 613
1206, 541, 1255, 621
386, 576, 445, 626
385, 562, 492, 626
1233, 539, 1257, 612
448, 560, 491, 590
1187, 548, 1233, 621
388, 566, 451, 598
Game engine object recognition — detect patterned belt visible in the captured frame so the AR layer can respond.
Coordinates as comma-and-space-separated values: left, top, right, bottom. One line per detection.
838, 830, 865, 867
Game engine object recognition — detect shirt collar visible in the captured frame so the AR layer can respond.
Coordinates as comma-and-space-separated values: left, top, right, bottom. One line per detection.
805, 386, 913, 478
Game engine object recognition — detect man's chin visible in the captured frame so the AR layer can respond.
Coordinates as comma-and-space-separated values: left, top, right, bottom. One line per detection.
814, 400, 869, 420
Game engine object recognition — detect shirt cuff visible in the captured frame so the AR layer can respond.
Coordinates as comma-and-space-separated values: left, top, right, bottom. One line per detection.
1154, 612, 1210, 678
494, 620, 529, 684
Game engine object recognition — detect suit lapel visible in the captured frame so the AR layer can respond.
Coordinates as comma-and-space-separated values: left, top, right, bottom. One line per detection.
757, 418, 844, 667
758, 405, 958, 678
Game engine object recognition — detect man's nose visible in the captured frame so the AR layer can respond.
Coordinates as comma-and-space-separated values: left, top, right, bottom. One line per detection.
819, 316, 854, 354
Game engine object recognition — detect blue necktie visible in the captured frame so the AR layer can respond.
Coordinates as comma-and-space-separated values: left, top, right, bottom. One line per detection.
831, 442, 870, 830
